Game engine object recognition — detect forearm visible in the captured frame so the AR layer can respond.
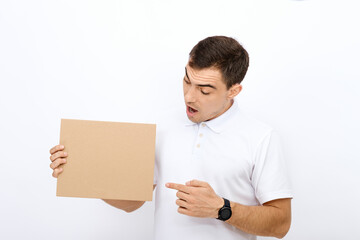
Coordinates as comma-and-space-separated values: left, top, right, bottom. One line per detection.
226, 200, 291, 239
101, 199, 145, 213
102, 185, 156, 212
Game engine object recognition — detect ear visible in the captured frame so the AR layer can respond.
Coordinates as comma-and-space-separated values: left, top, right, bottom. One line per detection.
227, 84, 242, 99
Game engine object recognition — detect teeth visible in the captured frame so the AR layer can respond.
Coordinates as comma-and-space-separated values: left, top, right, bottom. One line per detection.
189, 107, 193, 113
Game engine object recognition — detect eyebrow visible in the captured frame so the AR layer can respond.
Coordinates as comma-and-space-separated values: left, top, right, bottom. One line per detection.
185, 67, 217, 90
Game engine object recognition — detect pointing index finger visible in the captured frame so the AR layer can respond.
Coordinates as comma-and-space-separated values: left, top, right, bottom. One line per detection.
165, 182, 190, 193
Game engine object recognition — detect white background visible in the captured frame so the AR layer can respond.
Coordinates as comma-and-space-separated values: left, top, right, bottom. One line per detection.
0, 0, 359, 239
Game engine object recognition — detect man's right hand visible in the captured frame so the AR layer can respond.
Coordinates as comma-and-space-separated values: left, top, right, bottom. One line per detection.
49, 144, 67, 178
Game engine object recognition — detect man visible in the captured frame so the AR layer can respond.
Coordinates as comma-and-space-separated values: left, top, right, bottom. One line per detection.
49, 36, 292, 239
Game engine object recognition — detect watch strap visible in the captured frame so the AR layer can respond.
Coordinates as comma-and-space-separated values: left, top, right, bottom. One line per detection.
223, 198, 230, 208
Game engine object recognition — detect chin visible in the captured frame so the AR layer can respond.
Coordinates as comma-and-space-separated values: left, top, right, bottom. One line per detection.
187, 116, 201, 123
188, 118, 199, 123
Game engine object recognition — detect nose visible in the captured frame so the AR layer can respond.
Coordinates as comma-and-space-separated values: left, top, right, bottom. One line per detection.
184, 85, 197, 103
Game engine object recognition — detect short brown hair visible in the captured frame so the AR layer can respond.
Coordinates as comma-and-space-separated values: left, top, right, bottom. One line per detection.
189, 36, 249, 89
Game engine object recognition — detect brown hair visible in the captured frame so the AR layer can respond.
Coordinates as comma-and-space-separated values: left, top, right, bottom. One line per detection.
189, 36, 249, 89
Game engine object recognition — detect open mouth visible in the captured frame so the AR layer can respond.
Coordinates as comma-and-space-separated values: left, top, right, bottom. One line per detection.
187, 105, 198, 115
189, 106, 197, 113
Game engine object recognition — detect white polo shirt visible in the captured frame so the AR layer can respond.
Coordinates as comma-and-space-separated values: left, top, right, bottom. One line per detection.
153, 99, 292, 240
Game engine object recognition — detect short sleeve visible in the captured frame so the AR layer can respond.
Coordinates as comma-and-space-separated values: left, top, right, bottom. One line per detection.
153, 156, 158, 185
251, 130, 293, 205
153, 124, 161, 186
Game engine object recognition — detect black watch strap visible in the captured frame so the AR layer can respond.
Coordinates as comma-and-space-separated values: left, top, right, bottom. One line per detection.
223, 198, 230, 208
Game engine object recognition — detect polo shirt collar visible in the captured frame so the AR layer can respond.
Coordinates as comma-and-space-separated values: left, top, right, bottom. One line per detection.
184, 99, 238, 134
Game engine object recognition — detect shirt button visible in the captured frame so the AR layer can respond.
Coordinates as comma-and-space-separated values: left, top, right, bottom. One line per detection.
199, 133, 203, 137
196, 144, 200, 148
201, 123, 206, 127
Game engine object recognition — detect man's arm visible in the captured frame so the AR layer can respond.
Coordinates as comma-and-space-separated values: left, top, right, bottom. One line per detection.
102, 184, 157, 212
166, 180, 292, 239
227, 198, 291, 239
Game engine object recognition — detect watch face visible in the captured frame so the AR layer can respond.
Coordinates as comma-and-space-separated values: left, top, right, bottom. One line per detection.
221, 208, 232, 220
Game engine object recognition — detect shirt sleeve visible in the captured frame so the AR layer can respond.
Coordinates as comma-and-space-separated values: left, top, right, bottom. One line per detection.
153, 156, 158, 185
251, 130, 293, 205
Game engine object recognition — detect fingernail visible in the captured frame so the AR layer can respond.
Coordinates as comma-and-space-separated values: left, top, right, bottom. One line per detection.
60, 145, 64, 148
64, 152, 67, 156
165, 183, 169, 187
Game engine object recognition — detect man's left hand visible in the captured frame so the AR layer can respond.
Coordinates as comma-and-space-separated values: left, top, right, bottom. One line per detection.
165, 179, 224, 218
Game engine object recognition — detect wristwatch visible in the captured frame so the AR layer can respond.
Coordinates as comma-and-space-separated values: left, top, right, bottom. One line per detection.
217, 198, 232, 221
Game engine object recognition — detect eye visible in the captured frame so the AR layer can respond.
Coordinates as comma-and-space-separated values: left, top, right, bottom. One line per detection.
201, 90, 210, 95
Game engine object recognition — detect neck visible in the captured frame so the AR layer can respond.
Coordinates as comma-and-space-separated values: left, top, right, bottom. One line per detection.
206, 99, 234, 122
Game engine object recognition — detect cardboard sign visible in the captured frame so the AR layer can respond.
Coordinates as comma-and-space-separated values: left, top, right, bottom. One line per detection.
56, 119, 156, 201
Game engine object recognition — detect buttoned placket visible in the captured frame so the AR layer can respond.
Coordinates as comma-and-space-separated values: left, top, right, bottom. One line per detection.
192, 122, 206, 157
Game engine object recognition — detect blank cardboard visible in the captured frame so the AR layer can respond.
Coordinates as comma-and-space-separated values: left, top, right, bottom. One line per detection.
56, 119, 156, 201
